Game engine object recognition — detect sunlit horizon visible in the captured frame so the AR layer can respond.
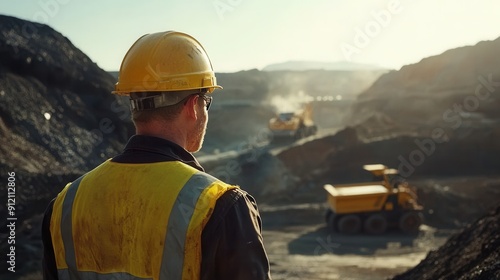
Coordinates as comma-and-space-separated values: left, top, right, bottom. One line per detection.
1, 0, 499, 73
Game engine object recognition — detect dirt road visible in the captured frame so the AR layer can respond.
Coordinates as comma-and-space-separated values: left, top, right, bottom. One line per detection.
260, 202, 455, 280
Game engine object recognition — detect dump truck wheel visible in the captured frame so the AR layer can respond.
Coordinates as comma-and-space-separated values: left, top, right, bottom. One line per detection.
399, 212, 423, 233
337, 215, 361, 234
364, 214, 388, 235
295, 127, 306, 139
327, 212, 336, 232
325, 209, 333, 224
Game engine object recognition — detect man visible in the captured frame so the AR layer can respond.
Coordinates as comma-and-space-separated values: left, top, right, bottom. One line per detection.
42, 31, 272, 280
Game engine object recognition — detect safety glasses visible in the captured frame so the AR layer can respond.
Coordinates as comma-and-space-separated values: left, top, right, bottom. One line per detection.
182, 93, 212, 111
198, 94, 212, 111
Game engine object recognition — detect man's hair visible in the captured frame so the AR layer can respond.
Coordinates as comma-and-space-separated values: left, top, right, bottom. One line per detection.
130, 89, 207, 125
131, 101, 183, 124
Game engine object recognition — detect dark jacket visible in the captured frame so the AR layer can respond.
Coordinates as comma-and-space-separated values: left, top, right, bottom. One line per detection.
42, 135, 271, 280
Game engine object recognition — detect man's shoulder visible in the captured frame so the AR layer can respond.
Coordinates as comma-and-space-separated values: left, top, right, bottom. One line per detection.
217, 187, 255, 206
210, 188, 257, 221
203, 187, 261, 239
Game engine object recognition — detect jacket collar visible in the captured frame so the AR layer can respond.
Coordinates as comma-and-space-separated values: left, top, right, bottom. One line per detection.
113, 135, 204, 171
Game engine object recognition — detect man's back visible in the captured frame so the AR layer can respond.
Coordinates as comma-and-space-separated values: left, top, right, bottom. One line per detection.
43, 135, 271, 279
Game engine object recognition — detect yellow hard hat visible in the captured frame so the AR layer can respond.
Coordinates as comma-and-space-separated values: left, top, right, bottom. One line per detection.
113, 31, 222, 95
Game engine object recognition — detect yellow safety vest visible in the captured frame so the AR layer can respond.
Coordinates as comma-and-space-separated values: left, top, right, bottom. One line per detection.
50, 160, 236, 280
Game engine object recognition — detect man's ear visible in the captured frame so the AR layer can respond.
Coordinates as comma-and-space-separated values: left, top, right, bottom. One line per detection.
184, 95, 199, 120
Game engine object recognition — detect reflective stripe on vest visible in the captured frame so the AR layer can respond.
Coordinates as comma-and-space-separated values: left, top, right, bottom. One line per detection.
50, 160, 235, 280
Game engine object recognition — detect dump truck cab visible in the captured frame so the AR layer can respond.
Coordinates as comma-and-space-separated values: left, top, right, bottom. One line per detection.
324, 164, 423, 234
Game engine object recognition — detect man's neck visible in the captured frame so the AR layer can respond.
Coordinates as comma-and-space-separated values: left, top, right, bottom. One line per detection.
135, 122, 187, 150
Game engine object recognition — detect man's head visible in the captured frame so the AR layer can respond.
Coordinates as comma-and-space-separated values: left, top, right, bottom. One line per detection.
113, 31, 221, 152
130, 89, 211, 152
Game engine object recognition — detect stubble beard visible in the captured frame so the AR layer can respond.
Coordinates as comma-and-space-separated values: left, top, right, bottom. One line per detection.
187, 112, 208, 153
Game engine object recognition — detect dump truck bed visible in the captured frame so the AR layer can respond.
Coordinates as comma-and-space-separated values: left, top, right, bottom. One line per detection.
324, 183, 389, 214
325, 184, 388, 196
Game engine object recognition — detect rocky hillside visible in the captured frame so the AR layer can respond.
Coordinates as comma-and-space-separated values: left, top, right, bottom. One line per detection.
393, 206, 500, 280
0, 15, 133, 176
0, 14, 134, 197
350, 37, 500, 139
0, 15, 134, 276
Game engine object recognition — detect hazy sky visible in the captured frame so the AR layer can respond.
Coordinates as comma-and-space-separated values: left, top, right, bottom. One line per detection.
1, 0, 500, 72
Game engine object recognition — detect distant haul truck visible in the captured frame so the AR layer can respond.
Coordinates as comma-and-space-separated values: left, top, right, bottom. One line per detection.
268, 103, 317, 140
324, 164, 423, 235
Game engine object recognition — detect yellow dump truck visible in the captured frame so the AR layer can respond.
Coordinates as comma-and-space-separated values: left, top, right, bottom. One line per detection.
324, 164, 423, 234
268, 103, 317, 140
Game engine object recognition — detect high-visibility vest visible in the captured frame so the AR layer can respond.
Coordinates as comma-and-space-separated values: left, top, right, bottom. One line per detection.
50, 160, 236, 280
